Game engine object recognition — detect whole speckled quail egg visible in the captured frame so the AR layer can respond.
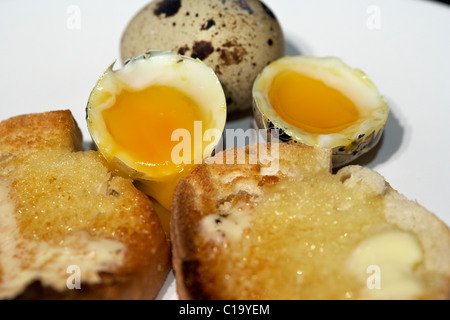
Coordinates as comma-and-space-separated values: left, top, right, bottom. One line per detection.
121, 0, 285, 115
253, 55, 389, 168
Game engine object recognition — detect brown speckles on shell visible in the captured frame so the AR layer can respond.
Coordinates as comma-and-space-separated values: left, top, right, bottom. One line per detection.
191, 41, 214, 60
201, 19, 216, 30
215, 65, 222, 75
219, 41, 247, 66
153, 0, 182, 17
177, 45, 189, 55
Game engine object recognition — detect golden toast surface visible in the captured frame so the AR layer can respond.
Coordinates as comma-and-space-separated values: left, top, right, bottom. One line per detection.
171, 143, 450, 299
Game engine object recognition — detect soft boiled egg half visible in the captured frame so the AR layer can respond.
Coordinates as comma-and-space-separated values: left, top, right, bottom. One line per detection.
87, 50, 227, 210
253, 56, 389, 167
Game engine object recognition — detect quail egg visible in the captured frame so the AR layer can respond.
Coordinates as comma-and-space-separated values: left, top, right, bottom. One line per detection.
253, 55, 389, 167
86, 50, 226, 209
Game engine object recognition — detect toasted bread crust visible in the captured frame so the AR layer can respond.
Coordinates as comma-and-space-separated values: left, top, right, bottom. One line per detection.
0, 110, 82, 158
171, 178, 205, 299
171, 143, 450, 300
0, 111, 171, 300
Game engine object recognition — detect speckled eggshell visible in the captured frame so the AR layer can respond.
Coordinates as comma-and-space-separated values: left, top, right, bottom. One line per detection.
121, 0, 285, 115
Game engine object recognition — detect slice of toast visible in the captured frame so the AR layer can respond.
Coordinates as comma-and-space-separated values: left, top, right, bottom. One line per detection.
171, 143, 450, 300
0, 110, 171, 300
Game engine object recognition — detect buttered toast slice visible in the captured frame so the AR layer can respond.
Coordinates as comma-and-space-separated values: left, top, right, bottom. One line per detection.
0, 110, 171, 299
171, 143, 450, 299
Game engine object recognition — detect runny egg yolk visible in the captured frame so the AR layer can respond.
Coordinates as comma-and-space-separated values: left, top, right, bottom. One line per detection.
269, 70, 360, 134
102, 85, 207, 210
102, 85, 205, 171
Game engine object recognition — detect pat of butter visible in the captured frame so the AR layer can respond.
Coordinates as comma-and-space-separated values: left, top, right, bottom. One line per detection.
201, 213, 252, 243
347, 229, 424, 299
